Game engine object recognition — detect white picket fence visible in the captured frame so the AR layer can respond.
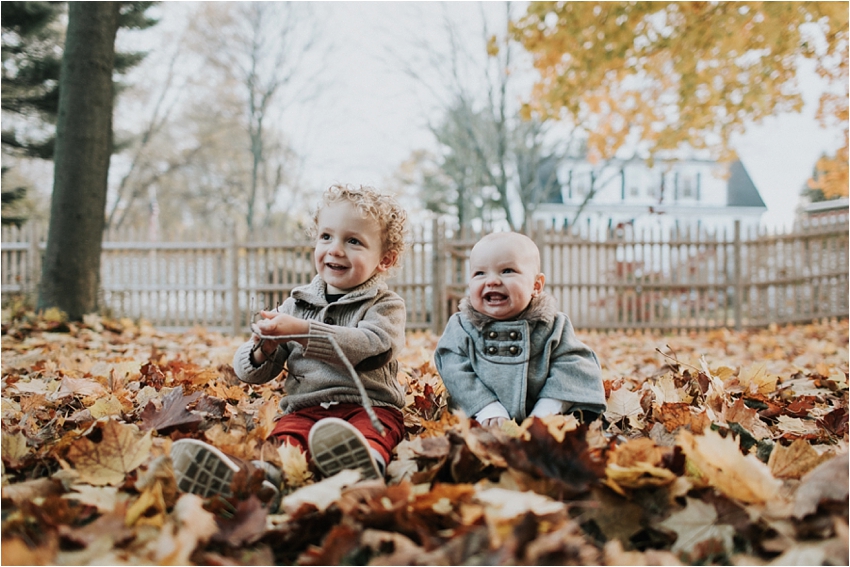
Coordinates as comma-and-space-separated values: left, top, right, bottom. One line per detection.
2, 215, 847, 333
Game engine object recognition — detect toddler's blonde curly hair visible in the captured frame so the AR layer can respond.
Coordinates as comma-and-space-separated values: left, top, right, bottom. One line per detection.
308, 184, 407, 268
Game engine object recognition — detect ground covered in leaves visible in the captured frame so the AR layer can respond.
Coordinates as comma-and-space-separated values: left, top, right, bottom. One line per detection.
1, 313, 848, 565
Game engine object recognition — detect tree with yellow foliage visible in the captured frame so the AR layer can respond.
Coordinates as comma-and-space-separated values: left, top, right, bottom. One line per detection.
512, 1, 848, 199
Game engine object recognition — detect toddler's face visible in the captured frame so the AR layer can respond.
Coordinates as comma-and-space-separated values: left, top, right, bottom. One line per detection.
314, 201, 394, 293
467, 234, 544, 320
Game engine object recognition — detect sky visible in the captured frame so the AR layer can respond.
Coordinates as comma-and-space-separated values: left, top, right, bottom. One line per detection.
124, 2, 845, 231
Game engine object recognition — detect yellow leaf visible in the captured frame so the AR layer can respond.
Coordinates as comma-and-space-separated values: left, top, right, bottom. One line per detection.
677, 429, 781, 504
2, 431, 29, 467
125, 481, 166, 527
737, 362, 778, 395
278, 440, 313, 487
66, 419, 153, 486
89, 395, 124, 419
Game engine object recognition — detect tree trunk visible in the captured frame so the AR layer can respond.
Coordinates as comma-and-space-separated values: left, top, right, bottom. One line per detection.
37, 2, 120, 320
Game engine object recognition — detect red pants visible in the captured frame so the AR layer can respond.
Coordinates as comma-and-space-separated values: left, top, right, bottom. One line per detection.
269, 403, 405, 464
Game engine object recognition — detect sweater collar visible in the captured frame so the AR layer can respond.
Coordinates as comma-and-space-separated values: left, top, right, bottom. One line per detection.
459, 292, 558, 330
293, 273, 386, 305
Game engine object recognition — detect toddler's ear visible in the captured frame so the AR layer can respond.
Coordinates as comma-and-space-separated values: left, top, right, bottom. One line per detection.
376, 250, 398, 272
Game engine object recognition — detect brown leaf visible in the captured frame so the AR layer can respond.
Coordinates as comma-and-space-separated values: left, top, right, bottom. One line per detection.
65, 419, 153, 486
211, 496, 269, 547
768, 439, 830, 479
724, 398, 772, 440
502, 420, 605, 498
297, 524, 363, 565
139, 385, 202, 433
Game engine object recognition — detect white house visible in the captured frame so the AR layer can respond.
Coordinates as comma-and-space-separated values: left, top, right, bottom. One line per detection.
532, 158, 766, 236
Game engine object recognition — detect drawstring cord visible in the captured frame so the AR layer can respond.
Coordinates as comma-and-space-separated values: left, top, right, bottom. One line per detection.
250, 325, 386, 435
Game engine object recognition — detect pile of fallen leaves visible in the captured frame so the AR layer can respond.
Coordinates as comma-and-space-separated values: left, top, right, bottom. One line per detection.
1, 313, 847, 565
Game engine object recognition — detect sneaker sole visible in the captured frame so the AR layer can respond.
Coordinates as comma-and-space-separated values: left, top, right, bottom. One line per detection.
171, 439, 239, 498
308, 418, 381, 480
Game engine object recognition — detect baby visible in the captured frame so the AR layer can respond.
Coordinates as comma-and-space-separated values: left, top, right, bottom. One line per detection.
434, 231, 606, 427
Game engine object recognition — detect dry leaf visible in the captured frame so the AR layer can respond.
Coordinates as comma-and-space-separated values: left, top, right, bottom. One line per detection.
63, 484, 123, 513
2, 431, 29, 468
65, 419, 153, 486
677, 429, 781, 504
737, 362, 778, 395
281, 469, 361, 514
658, 497, 735, 557
793, 453, 849, 519
277, 440, 313, 487
605, 386, 644, 424
768, 439, 830, 479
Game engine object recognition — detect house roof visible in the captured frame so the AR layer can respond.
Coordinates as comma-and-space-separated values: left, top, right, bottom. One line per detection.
727, 160, 766, 208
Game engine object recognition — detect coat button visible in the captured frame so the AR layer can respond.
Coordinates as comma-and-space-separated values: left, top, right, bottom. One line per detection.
509, 346, 520, 355
488, 331, 498, 339
509, 331, 519, 340
324, 317, 335, 324
487, 346, 498, 355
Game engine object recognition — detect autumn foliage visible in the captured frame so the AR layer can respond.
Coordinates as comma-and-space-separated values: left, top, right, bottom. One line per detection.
1, 314, 847, 565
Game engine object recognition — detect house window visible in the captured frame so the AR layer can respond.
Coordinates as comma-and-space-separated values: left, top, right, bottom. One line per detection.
572, 170, 590, 197
680, 174, 694, 198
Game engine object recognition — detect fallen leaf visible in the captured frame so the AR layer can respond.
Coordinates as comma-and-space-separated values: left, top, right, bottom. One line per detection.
65, 419, 153, 486
211, 496, 268, 547
605, 386, 644, 424
88, 394, 124, 419
738, 362, 778, 395
58, 375, 107, 398
2, 431, 29, 468
658, 497, 735, 557
62, 484, 123, 513
793, 452, 849, 519
768, 439, 830, 479
139, 386, 202, 433
677, 429, 781, 504
278, 440, 313, 487
281, 469, 361, 514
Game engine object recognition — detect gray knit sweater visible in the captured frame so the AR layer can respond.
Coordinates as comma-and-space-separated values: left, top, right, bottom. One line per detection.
232, 274, 407, 414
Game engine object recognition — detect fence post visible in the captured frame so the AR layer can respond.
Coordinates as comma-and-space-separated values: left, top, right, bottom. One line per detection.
28, 222, 42, 298
733, 220, 742, 330
230, 231, 240, 335
432, 217, 445, 335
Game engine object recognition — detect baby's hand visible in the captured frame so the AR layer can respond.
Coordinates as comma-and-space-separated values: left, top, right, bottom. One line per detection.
480, 416, 508, 428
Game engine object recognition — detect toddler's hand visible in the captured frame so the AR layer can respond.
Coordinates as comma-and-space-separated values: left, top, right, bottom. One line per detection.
254, 311, 309, 338
480, 416, 508, 428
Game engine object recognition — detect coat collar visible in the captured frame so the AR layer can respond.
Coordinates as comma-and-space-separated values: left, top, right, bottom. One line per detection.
459, 292, 558, 330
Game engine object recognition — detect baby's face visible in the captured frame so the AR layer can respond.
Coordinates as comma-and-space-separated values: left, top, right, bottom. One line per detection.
467, 234, 544, 320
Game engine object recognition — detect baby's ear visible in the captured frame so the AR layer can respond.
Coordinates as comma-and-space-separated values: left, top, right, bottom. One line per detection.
532, 272, 545, 296
376, 250, 398, 272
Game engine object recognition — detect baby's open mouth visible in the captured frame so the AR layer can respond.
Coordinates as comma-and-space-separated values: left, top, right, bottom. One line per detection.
326, 262, 348, 272
483, 292, 507, 303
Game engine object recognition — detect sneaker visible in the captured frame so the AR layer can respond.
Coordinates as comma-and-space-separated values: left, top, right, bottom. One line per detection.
170, 439, 280, 500
171, 439, 239, 498
308, 417, 382, 480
